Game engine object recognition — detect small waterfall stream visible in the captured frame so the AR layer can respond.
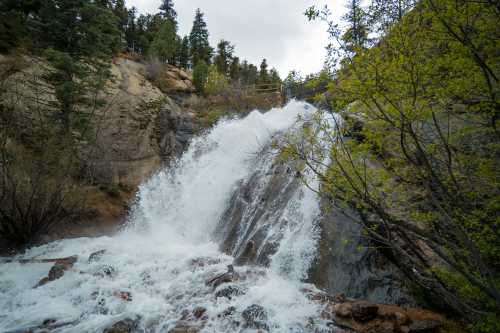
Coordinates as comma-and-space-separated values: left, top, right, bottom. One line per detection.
0, 101, 333, 333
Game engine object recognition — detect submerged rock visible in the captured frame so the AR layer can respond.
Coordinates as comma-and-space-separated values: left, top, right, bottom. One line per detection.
34, 256, 78, 288
192, 307, 207, 319
88, 250, 107, 263
103, 318, 139, 333
205, 265, 239, 289
167, 322, 201, 333
241, 304, 269, 330
215, 285, 244, 299
93, 265, 117, 278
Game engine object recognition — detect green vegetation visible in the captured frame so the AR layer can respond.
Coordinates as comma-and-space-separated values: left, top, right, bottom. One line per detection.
283, 0, 500, 330
193, 60, 209, 94
0, 0, 123, 245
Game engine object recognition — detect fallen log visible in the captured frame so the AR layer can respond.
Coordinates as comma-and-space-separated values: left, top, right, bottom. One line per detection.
0, 255, 78, 265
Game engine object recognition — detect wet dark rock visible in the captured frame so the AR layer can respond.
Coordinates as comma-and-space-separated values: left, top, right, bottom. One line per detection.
157, 99, 199, 162
88, 250, 106, 263
96, 297, 109, 314
241, 304, 269, 330
94, 265, 116, 278
42, 319, 57, 326
308, 204, 414, 305
215, 151, 302, 266
189, 257, 221, 268
215, 285, 244, 299
48, 263, 67, 281
180, 309, 191, 320
34, 256, 77, 288
167, 321, 201, 333
218, 306, 236, 318
308, 292, 445, 333
236, 240, 257, 265
192, 307, 206, 319
351, 301, 379, 322
205, 265, 239, 289
103, 318, 139, 333
140, 271, 154, 285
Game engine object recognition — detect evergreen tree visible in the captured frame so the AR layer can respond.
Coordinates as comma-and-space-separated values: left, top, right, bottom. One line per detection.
189, 8, 212, 66
240, 60, 249, 84
36, 0, 121, 132
192, 60, 209, 94
269, 68, 281, 85
368, 0, 415, 32
258, 58, 269, 84
229, 57, 240, 81
247, 63, 258, 85
342, 0, 369, 52
159, 0, 178, 29
0, 0, 40, 52
213, 40, 234, 75
135, 14, 151, 54
149, 18, 179, 63
113, 0, 128, 37
178, 36, 190, 69
125, 7, 138, 52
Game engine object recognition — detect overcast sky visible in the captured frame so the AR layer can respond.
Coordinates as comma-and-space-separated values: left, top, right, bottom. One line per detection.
126, 0, 345, 77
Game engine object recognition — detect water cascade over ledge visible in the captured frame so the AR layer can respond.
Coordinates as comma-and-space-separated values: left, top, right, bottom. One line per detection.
0, 101, 335, 333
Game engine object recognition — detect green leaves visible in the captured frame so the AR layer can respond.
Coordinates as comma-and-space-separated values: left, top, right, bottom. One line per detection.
296, 0, 500, 326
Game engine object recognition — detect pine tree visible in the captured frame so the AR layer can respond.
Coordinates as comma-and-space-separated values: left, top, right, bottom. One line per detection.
189, 8, 212, 66
369, 0, 415, 32
342, 0, 369, 52
179, 36, 190, 69
149, 18, 179, 63
193, 60, 209, 94
135, 14, 151, 54
214, 40, 234, 75
247, 64, 258, 85
36, 0, 121, 132
159, 0, 177, 29
113, 0, 128, 38
240, 60, 249, 84
0, 0, 37, 51
125, 7, 138, 52
269, 68, 281, 85
229, 57, 241, 81
258, 58, 269, 84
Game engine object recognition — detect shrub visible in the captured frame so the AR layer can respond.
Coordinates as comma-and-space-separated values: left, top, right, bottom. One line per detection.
204, 65, 230, 95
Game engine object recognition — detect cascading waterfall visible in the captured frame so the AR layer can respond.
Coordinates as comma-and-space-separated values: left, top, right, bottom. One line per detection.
0, 101, 332, 333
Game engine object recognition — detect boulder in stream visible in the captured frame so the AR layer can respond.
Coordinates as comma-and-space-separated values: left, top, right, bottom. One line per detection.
103, 318, 139, 333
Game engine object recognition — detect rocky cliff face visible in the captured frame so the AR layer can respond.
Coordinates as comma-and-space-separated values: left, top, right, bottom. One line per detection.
0, 55, 200, 245
217, 139, 414, 306
309, 204, 415, 305
94, 58, 198, 188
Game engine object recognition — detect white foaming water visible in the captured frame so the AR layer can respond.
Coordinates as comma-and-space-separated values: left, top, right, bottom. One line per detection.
0, 101, 328, 333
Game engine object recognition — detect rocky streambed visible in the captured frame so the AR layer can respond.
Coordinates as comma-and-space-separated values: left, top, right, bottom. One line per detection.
12, 251, 444, 333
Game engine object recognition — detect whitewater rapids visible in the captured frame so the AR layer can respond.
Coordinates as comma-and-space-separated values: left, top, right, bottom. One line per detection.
0, 101, 331, 333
